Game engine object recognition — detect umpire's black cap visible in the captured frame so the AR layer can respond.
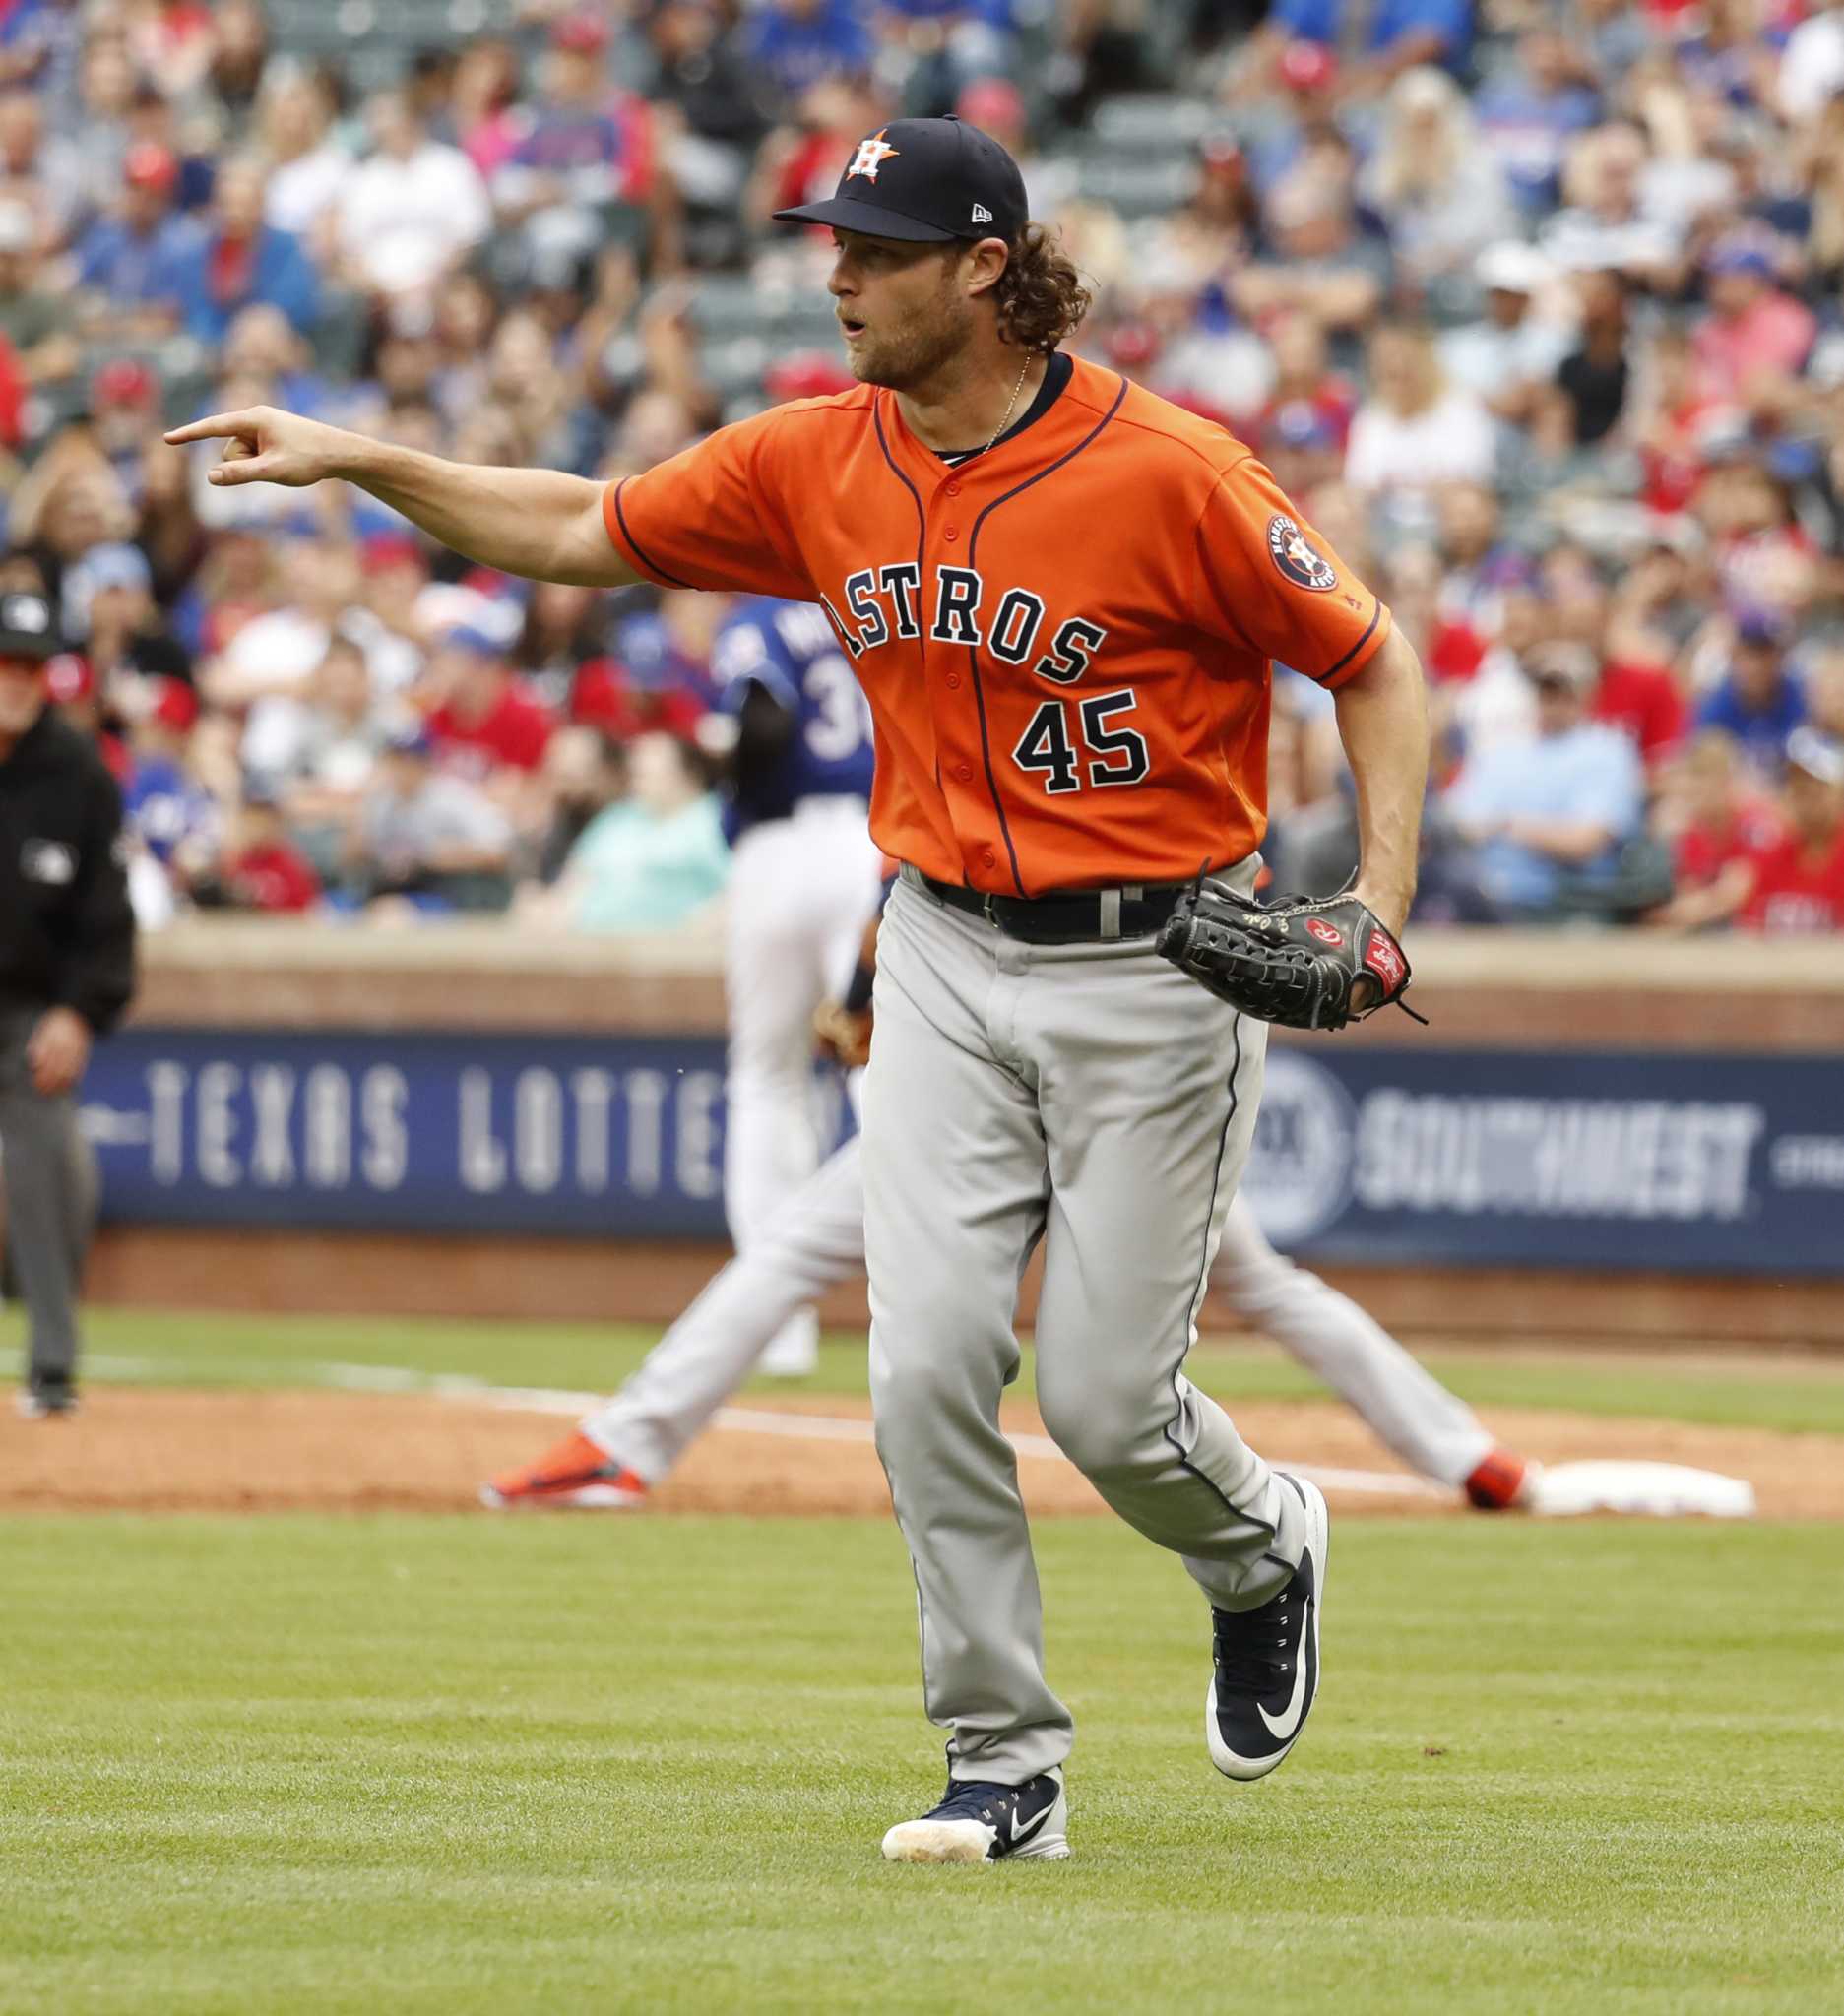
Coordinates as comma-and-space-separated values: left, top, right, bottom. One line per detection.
773, 116, 1028, 244
0, 592, 60, 662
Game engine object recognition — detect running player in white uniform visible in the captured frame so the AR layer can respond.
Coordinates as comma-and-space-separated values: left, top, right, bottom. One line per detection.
484, 910, 1531, 1516
713, 598, 882, 1374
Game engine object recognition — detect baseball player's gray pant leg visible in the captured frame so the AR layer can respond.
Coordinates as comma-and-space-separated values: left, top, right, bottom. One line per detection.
0, 1012, 94, 1388
863, 879, 1303, 1785
1210, 1196, 1494, 1488
582, 1138, 869, 1482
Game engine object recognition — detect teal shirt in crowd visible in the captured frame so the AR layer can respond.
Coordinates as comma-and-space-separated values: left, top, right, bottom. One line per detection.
564, 794, 731, 933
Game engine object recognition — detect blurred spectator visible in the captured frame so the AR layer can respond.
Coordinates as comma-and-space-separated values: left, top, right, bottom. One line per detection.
0, 199, 78, 393
69, 536, 190, 698
1252, 0, 1472, 94
208, 534, 422, 776
547, 729, 727, 932
1645, 728, 1782, 930
420, 626, 555, 781
1361, 68, 1513, 284
1234, 151, 1389, 350
747, 0, 874, 102
1692, 238, 1817, 407
1345, 322, 1495, 517
205, 0, 272, 135
1433, 642, 1648, 922
258, 68, 352, 241
337, 92, 490, 299
352, 724, 515, 913
73, 142, 200, 335
1540, 124, 1684, 286
1437, 241, 1570, 429
122, 673, 217, 875
530, 724, 627, 884
1473, 30, 1600, 216
197, 786, 322, 914
0, 83, 83, 247
455, 37, 525, 179
1736, 728, 1844, 933
1694, 609, 1808, 779
491, 14, 662, 278
1546, 268, 1632, 451
170, 155, 321, 346
1778, 0, 1844, 125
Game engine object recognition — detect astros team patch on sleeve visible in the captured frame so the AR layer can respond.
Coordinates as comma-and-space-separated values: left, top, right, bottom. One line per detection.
1267, 515, 1338, 594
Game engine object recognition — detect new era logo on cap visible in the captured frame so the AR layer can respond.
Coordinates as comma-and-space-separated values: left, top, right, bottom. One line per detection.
773, 116, 1028, 245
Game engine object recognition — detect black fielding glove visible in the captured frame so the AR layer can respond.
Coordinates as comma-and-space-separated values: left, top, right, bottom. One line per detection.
1156, 882, 1419, 1031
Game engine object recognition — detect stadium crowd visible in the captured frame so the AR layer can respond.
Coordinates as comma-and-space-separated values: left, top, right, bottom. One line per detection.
2, 0, 1843, 933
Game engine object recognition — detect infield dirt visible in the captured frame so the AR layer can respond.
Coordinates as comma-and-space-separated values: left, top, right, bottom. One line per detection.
4, 1387, 1841, 1517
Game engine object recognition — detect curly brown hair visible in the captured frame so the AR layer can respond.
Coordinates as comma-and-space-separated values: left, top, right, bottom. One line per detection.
989, 222, 1092, 353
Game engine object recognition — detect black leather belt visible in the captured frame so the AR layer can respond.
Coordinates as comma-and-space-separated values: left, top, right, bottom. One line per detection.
916, 868, 1190, 945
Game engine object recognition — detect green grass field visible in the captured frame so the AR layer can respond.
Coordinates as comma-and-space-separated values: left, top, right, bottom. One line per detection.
4, 1518, 1840, 2015
4, 1310, 1843, 2014
8, 1303, 1844, 1432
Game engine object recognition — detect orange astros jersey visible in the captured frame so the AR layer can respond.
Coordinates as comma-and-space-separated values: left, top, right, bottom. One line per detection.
603, 353, 1390, 896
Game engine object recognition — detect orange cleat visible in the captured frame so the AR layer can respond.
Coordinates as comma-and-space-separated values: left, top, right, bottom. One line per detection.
479, 1430, 649, 1510
1463, 1447, 1532, 1511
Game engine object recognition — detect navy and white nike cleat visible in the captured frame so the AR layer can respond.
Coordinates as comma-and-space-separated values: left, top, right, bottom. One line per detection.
881, 1769, 1070, 1863
1206, 1472, 1328, 1782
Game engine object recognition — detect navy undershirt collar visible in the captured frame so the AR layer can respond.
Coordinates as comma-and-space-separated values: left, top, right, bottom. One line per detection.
934, 350, 1074, 467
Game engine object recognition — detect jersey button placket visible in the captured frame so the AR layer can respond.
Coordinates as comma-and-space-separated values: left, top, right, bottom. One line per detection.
943, 526, 959, 542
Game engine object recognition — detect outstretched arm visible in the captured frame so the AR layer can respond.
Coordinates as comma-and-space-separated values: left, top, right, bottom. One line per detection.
164, 407, 641, 589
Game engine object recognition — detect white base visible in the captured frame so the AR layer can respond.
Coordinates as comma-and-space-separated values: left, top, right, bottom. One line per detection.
1526, 1460, 1755, 1520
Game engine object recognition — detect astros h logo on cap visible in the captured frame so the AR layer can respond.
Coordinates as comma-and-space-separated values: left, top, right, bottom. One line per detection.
847, 130, 901, 183
774, 115, 1028, 244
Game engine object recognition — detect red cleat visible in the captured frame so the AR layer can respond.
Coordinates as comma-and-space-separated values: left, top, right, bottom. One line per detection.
479, 1430, 649, 1510
1463, 1447, 1531, 1511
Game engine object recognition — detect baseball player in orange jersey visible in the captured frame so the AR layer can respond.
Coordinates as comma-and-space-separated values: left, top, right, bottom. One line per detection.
169, 114, 1431, 1865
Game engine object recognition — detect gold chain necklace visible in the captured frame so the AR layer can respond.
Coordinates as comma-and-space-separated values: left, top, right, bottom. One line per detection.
976, 357, 1032, 458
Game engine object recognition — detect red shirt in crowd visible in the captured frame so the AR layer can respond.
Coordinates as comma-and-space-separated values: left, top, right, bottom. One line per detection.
426, 678, 554, 774
1739, 827, 1844, 933
221, 842, 322, 914
1675, 799, 1782, 889
569, 658, 705, 741
1593, 658, 1688, 767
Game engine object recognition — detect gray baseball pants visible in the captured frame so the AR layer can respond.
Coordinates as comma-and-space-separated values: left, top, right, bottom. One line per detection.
859, 872, 1304, 1784
0, 1007, 95, 1388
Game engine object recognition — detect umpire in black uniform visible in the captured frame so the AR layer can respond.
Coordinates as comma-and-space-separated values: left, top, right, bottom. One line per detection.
0, 590, 135, 1417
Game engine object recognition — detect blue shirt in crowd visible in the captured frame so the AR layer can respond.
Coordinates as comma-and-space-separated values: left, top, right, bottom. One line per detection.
1446, 722, 1642, 910
74, 214, 202, 313
1271, 0, 1473, 70
169, 225, 321, 346
1694, 670, 1808, 778
746, 2, 873, 99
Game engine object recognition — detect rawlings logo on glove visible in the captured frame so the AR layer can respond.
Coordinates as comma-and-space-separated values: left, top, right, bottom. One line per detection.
1156, 882, 1420, 1032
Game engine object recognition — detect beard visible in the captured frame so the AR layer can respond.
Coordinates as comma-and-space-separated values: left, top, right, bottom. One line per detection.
848, 274, 975, 394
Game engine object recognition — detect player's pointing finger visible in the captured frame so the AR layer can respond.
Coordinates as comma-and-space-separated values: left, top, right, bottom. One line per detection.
162, 410, 260, 446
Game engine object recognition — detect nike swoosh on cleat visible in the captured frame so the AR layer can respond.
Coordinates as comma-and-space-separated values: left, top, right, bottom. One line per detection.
1257, 1592, 1312, 1741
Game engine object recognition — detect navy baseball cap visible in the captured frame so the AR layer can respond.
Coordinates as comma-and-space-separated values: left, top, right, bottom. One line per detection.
0, 591, 60, 662
773, 116, 1028, 244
